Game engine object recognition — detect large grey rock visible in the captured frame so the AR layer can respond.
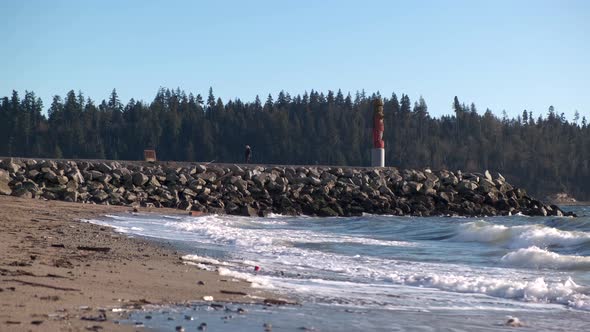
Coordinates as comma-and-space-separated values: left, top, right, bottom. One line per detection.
65, 181, 78, 193
20, 180, 39, 192
89, 170, 104, 180
229, 164, 245, 176
403, 181, 423, 194
43, 169, 58, 182
1, 158, 20, 173
27, 169, 40, 178
252, 173, 269, 187
197, 172, 217, 182
93, 190, 109, 202
11, 187, 32, 198
308, 177, 321, 186
379, 185, 394, 196
437, 191, 453, 203
0, 169, 10, 182
166, 172, 180, 183
95, 163, 113, 173
457, 180, 478, 192
318, 207, 339, 217
240, 205, 258, 217
178, 174, 188, 185
64, 191, 78, 202
124, 192, 138, 202
97, 174, 112, 184
67, 169, 85, 184
56, 176, 69, 185
149, 176, 161, 187
88, 181, 104, 191
132, 173, 149, 186
441, 174, 459, 186
177, 200, 192, 211
0, 179, 13, 195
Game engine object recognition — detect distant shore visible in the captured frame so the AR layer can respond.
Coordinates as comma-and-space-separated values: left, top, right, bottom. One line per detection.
0, 196, 277, 331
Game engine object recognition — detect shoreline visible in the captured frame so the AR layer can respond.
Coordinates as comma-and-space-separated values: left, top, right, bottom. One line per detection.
0, 196, 281, 331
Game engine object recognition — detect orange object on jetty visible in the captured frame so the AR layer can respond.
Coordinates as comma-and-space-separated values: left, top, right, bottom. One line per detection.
144, 150, 157, 162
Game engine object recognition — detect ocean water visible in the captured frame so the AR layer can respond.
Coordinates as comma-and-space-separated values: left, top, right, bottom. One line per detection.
87, 206, 590, 331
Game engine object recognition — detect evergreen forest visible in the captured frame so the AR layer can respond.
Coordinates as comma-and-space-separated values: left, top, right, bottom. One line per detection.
1, 88, 589, 200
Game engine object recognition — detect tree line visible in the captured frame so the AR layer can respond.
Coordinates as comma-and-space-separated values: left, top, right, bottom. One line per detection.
1, 88, 588, 200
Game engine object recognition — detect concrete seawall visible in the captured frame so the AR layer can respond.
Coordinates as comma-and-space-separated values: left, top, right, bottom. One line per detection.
0, 158, 573, 217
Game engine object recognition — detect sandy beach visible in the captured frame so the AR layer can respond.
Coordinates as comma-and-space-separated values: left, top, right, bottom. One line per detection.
0, 196, 275, 331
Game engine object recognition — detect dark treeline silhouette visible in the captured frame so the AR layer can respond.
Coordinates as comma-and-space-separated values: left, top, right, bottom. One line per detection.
1, 88, 589, 200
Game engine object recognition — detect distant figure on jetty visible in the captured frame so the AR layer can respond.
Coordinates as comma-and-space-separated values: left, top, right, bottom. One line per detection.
245, 145, 251, 163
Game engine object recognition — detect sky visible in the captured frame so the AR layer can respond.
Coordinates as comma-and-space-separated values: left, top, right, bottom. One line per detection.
1, 0, 589, 120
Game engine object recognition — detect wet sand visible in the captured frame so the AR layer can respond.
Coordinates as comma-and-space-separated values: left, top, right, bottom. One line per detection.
0, 196, 275, 331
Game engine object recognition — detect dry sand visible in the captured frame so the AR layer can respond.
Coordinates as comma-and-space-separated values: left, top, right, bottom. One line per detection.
0, 196, 278, 331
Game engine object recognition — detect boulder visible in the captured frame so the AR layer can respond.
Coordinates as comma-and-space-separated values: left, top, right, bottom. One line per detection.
403, 181, 423, 194
177, 200, 192, 211
308, 177, 322, 186
124, 192, 138, 202
437, 191, 453, 203
0, 168, 9, 181
229, 164, 245, 176
97, 174, 112, 184
11, 187, 31, 198
89, 170, 104, 180
457, 180, 478, 192
194, 165, 207, 173
197, 172, 217, 183
43, 170, 58, 182
27, 169, 40, 178
56, 176, 69, 185
166, 172, 180, 183
239, 205, 259, 217
132, 173, 149, 186
64, 191, 78, 202
65, 181, 78, 192
95, 163, 113, 173
149, 176, 161, 187
318, 206, 339, 217
1, 158, 20, 173
93, 190, 109, 202
67, 169, 85, 184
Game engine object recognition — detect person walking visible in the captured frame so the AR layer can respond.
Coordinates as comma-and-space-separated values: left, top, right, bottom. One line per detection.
245, 145, 251, 163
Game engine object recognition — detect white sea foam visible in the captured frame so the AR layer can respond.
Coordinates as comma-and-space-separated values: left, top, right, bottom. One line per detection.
88, 213, 590, 311
164, 214, 416, 248
501, 246, 590, 270
454, 220, 590, 248
388, 272, 590, 310
182, 254, 228, 266
218, 267, 274, 289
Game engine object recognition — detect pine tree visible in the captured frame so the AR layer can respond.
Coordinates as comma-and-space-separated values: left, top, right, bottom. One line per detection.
264, 94, 274, 112
207, 87, 216, 110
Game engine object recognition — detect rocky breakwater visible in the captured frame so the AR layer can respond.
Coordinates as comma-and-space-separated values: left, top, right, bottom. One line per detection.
0, 158, 574, 217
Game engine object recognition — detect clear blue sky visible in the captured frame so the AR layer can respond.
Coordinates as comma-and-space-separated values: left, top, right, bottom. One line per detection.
1, 0, 588, 120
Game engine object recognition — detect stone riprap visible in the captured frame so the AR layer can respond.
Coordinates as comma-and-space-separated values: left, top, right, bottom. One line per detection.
0, 158, 573, 217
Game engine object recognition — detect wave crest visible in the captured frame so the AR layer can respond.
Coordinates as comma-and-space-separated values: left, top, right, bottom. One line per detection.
501, 246, 590, 270
454, 221, 590, 249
